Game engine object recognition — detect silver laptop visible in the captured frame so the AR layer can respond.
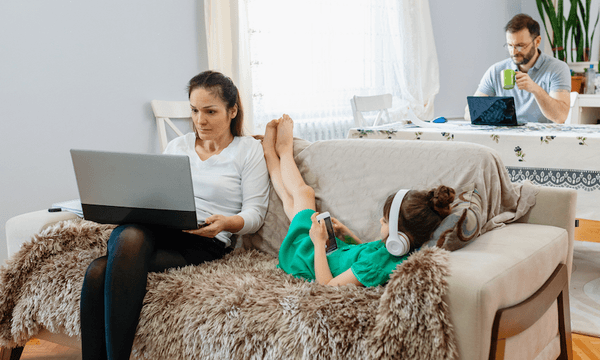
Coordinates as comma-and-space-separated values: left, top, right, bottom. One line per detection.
467, 96, 524, 126
70, 149, 198, 229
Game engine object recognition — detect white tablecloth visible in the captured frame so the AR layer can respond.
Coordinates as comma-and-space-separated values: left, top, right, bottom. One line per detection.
348, 121, 600, 220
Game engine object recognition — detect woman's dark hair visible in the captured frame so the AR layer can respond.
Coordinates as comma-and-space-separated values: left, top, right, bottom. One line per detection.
187, 70, 244, 136
383, 185, 455, 250
505, 14, 540, 39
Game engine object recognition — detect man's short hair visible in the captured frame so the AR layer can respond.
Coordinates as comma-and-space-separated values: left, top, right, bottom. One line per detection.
505, 14, 540, 38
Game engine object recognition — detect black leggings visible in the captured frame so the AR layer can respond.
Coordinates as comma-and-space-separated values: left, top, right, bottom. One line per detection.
80, 224, 226, 360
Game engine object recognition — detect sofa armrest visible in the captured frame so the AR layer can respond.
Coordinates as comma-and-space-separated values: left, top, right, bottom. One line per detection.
519, 186, 577, 279
5, 210, 80, 259
522, 187, 577, 232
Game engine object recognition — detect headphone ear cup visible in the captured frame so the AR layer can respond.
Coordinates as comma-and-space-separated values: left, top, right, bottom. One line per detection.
386, 232, 410, 256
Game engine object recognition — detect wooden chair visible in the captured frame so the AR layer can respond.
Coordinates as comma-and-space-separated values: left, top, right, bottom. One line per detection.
564, 92, 578, 124
150, 100, 192, 152
350, 94, 393, 127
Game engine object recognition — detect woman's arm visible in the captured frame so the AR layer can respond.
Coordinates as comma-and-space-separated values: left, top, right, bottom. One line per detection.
310, 213, 364, 287
235, 139, 270, 234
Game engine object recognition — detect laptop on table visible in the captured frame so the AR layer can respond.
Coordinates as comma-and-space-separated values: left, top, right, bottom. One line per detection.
467, 96, 525, 126
70, 149, 198, 230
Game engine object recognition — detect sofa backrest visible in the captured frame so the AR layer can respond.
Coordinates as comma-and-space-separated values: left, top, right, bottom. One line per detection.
242, 138, 528, 258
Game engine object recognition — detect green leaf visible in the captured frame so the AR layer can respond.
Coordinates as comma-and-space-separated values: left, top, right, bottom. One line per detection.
590, 11, 600, 57
537, 0, 556, 49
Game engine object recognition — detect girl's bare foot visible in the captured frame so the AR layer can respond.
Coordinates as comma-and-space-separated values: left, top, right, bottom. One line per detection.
275, 114, 294, 156
262, 119, 279, 157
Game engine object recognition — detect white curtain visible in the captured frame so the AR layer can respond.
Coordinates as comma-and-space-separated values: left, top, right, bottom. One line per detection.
205, 0, 439, 140
203, 0, 254, 134
384, 0, 440, 122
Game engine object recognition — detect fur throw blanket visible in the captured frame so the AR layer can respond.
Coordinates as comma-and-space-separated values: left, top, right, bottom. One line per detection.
0, 219, 458, 359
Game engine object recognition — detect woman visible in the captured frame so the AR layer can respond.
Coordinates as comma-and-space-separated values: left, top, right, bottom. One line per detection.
79, 71, 270, 360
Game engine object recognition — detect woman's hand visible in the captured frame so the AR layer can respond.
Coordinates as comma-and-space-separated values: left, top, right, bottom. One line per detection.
185, 214, 229, 238
309, 212, 328, 250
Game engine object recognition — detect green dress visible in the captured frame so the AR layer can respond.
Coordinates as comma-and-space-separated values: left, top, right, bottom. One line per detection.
277, 209, 410, 287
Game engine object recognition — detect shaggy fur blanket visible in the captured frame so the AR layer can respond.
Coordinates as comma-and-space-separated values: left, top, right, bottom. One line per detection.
0, 219, 457, 359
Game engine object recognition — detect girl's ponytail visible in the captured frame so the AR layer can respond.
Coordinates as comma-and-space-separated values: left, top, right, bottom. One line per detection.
427, 185, 456, 217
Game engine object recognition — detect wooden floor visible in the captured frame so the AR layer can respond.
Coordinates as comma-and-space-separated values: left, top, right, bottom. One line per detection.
575, 219, 600, 244
19, 338, 80, 360
574, 333, 600, 360
3, 219, 600, 360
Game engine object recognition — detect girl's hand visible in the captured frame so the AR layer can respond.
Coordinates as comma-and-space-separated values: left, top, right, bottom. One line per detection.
185, 214, 227, 238
331, 217, 349, 238
331, 216, 362, 244
309, 212, 328, 249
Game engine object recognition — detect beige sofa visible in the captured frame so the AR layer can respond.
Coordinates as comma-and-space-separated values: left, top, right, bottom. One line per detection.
2, 139, 575, 359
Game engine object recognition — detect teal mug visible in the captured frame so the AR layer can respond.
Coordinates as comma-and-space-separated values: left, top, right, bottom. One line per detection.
502, 69, 516, 90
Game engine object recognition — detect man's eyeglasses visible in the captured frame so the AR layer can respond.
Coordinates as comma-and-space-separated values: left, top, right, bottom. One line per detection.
504, 40, 535, 53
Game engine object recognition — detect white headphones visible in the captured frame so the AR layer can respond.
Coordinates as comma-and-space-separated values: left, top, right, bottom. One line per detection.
386, 189, 411, 256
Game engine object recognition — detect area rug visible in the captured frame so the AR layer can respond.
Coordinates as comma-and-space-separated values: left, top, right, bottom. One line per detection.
570, 240, 600, 337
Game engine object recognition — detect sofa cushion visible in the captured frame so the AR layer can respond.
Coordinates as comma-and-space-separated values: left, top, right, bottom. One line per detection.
428, 183, 484, 251
241, 138, 311, 256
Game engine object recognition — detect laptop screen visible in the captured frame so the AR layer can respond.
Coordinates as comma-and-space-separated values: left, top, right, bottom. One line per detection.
70, 149, 198, 229
467, 96, 520, 126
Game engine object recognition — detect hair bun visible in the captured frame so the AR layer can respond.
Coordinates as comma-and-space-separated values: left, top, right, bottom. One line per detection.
428, 185, 456, 217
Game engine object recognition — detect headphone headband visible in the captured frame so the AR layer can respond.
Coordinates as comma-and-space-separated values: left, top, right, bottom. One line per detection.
387, 189, 411, 256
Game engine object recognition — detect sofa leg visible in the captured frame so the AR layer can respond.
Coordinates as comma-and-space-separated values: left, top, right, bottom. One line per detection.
489, 264, 573, 360
557, 286, 573, 360
0, 346, 24, 360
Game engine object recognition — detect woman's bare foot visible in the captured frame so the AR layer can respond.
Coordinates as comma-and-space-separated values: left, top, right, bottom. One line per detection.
275, 114, 294, 156
262, 119, 279, 157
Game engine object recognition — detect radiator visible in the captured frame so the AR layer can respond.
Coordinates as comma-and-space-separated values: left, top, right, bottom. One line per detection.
293, 117, 356, 142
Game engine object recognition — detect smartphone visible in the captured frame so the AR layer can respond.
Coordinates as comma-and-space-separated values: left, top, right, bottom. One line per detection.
316, 212, 338, 254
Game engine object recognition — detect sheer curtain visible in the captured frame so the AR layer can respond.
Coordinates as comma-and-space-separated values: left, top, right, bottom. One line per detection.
204, 0, 439, 140
204, 0, 255, 134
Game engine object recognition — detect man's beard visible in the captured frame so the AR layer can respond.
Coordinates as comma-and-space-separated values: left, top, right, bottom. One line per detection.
512, 46, 536, 65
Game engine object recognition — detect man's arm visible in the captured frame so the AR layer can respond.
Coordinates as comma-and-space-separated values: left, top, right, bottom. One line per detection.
535, 89, 570, 124
515, 72, 570, 123
464, 91, 489, 120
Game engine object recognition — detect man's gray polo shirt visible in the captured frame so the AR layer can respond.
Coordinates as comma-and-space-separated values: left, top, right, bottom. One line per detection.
476, 51, 571, 123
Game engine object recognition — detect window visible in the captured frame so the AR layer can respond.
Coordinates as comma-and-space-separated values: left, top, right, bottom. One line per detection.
247, 0, 411, 141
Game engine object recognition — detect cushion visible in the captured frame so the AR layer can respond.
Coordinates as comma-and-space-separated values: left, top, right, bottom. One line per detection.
241, 138, 312, 257
426, 183, 484, 251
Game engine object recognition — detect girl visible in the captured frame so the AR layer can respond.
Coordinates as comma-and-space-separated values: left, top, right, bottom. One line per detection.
263, 115, 455, 287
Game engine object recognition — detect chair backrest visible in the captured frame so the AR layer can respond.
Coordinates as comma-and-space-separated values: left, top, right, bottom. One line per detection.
564, 91, 578, 124
350, 94, 393, 127
150, 100, 192, 152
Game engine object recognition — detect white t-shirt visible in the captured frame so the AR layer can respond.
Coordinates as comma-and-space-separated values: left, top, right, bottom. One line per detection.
164, 133, 270, 246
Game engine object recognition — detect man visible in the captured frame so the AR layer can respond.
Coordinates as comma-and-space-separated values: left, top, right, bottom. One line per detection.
466, 14, 571, 123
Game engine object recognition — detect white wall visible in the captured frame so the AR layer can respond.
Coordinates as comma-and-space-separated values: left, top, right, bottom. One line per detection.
0, 0, 207, 264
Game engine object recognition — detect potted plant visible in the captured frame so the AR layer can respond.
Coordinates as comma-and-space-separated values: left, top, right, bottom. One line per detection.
536, 0, 599, 68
